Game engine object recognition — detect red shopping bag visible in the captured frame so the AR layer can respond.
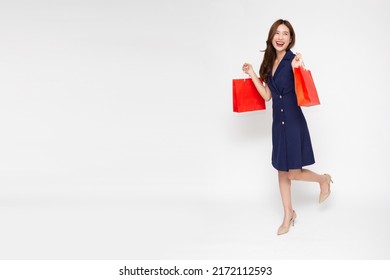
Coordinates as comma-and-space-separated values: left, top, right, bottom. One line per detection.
294, 66, 320, 106
232, 77, 266, 112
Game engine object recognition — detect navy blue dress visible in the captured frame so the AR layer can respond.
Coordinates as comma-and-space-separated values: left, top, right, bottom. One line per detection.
267, 50, 315, 171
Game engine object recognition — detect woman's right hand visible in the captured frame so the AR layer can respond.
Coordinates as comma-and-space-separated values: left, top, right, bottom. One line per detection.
241, 62, 271, 101
242, 63, 255, 76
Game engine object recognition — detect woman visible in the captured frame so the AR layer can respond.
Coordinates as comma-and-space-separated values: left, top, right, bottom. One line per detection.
242, 19, 333, 235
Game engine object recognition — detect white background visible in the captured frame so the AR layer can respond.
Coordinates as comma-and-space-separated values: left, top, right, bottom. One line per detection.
0, 0, 389, 259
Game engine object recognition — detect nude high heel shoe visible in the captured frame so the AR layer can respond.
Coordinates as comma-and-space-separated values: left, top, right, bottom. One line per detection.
319, 174, 333, 204
277, 211, 296, 235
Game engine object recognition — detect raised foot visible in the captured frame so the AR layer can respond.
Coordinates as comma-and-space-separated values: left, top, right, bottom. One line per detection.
319, 174, 333, 204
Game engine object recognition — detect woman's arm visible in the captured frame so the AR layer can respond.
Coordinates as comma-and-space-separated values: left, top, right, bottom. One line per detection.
242, 63, 272, 101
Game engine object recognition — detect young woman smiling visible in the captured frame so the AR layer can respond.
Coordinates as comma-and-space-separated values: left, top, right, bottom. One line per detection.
242, 19, 333, 235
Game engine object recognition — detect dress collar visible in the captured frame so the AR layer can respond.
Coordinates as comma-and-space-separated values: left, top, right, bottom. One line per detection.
272, 49, 294, 78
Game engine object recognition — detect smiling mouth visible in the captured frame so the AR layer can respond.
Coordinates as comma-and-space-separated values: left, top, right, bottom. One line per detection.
276, 41, 285, 47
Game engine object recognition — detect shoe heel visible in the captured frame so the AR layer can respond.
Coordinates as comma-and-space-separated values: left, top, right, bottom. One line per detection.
325, 174, 333, 184
292, 211, 296, 227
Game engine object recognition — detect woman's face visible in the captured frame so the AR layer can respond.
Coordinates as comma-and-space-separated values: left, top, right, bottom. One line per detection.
272, 24, 292, 52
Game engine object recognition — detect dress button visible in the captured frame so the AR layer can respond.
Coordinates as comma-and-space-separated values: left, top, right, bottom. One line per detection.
279, 95, 282, 99
281, 109, 284, 112
282, 121, 285, 125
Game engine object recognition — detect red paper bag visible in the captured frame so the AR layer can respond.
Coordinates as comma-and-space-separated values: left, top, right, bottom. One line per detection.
232, 77, 266, 112
294, 66, 320, 107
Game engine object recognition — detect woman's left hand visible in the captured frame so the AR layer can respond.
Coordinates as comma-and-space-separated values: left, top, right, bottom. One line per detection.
291, 53, 303, 68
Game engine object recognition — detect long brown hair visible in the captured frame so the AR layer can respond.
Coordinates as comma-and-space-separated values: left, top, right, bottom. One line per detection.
259, 19, 296, 83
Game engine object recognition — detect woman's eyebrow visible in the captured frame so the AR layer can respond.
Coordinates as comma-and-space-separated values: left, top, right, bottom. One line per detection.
276, 30, 289, 34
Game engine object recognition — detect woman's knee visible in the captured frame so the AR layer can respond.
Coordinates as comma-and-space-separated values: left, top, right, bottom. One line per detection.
278, 171, 289, 180
288, 170, 301, 180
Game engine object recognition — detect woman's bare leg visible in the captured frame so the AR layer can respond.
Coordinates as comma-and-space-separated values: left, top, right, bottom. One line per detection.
277, 169, 332, 234
287, 169, 330, 195
278, 171, 295, 226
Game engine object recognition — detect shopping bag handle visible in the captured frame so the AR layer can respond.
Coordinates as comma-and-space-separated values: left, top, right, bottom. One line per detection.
301, 59, 306, 69
294, 55, 306, 69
